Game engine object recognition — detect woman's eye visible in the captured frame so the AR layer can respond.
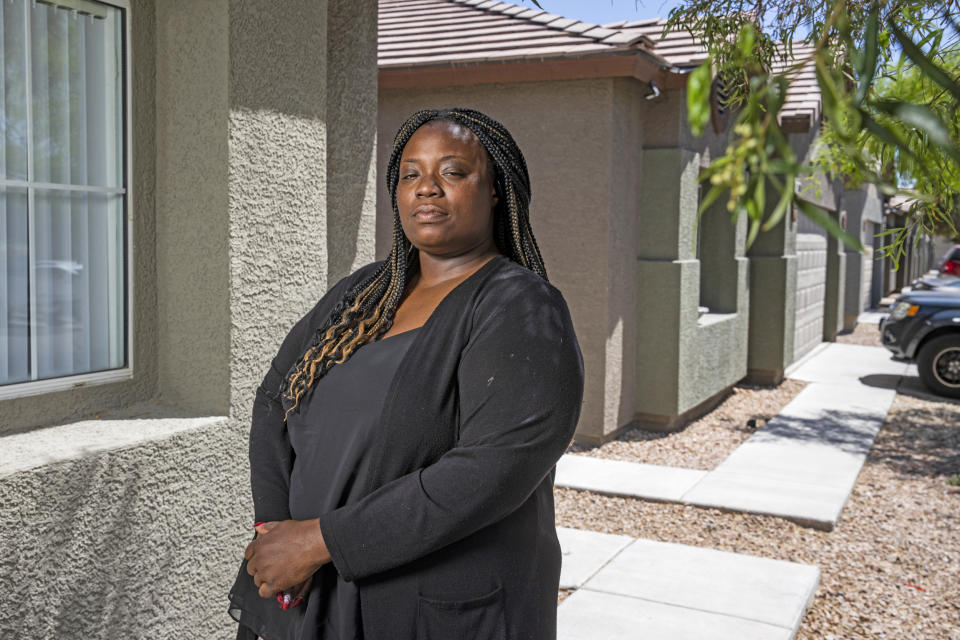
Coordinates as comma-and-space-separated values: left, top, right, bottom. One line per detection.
401, 174, 417, 180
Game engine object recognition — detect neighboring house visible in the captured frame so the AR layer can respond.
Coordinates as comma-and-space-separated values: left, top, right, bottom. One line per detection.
377, 0, 885, 442
844, 183, 886, 326
0, 1, 378, 637
881, 195, 942, 294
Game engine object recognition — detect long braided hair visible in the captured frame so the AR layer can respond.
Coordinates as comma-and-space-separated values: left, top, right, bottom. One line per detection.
280, 108, 547, 416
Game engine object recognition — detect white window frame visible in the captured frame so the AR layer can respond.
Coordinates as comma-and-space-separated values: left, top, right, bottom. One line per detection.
0, 0, 134, 401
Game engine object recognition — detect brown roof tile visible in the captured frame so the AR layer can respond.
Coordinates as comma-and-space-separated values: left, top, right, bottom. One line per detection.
378, 0, 654, 68
378, 0, 821, 128
602, 17, 820, 125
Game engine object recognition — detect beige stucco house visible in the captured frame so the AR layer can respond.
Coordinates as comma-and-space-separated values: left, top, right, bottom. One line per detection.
377, 0, 887, 442
0, 1, 378, 637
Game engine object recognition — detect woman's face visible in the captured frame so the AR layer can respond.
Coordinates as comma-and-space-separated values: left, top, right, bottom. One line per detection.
395, 119, 499, 258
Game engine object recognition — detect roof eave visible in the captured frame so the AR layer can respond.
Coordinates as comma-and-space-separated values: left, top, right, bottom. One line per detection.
379, 48, 684, 90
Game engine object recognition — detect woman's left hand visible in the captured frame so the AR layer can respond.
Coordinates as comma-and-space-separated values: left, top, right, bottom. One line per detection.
244, 518, 331, 598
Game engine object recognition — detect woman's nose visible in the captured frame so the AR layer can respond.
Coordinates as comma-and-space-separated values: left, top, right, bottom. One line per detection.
416, 173, 441, 197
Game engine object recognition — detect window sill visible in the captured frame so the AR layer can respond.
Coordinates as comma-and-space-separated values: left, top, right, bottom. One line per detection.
697, 311, 738, 328
0, 405, 228, 478
0, 368, 134, 402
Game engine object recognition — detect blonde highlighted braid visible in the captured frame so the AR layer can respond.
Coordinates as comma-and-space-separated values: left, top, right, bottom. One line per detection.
281, 108, 547, 416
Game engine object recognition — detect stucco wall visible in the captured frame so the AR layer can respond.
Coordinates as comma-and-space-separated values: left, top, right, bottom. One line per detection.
635, 146, 699, 419
746, 189, 798, 383
378, 78, 619, 441
156, 0, 232, 415
0, 0, 379, 637
227, 0, 332, 422
606, 78, 643, 439
635, 88, 748, 429
0, 415, 242, 638
325, 0, 379, 284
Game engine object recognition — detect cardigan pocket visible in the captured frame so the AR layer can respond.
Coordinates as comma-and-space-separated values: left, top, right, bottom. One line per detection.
416, 585, 506, 640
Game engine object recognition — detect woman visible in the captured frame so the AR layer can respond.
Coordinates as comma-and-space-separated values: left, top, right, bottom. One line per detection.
229, 108, 584, 640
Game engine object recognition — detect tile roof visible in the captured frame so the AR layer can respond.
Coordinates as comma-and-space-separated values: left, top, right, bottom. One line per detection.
605, 18, 820, 128
379, 1, 821, 128
770, 43, 820, 129
602, 18, 709, 68
378, 0, 655, 68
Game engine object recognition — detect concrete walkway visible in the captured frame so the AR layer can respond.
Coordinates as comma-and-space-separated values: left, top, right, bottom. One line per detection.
557, 527, 820, 640
556, 343, 909, 530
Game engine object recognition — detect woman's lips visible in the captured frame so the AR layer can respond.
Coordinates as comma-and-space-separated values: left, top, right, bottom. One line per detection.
413, 206, 448, 222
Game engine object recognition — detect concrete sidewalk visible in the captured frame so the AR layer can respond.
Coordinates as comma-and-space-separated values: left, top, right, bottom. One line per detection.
556, 343, 908, 529
557, 527, 820, 640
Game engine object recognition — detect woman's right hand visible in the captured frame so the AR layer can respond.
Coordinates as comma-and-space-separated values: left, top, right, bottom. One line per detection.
254, 522, 313, 609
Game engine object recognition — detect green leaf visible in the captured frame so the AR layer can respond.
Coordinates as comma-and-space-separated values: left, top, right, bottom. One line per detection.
873, 227, 902, 238
795, 198, 864, 252
854, 4, 879, 105
746, 215, 761, 248
861, 113, 917, 162
762, 175, 794, 231
738, 23, 756, 58
745, 197, 758, 220
753, 173, 765, 216
877, 101, 960, 165
698, 183, 727, 216
687, 58, 713, 137
768, 73, 789, 115
889, 21, 960, 104
815, 57, 844, 133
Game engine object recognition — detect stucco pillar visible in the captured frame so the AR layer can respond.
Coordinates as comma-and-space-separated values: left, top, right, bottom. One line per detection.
843, 185, 883, 329
634, 147, 700, 423
746, 185, 797, 385
824, 210, 847, 341
227, 0, 333, 421
325, 0, 379, 284
155, 0, 232, 414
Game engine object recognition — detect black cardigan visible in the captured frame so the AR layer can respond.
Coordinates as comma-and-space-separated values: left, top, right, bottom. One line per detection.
244, 254, 584, 639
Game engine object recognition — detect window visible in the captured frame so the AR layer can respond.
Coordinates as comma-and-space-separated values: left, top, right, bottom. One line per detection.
696, 166, 738, 315
0, 0, 129, 395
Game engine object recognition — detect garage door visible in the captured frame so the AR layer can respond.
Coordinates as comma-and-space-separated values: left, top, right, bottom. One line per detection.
794, 233, 827, 362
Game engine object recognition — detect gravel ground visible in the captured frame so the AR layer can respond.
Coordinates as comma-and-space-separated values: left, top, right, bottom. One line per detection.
555, 392, 960, 639
836, 323, 884, 347
568, 379, 808, 470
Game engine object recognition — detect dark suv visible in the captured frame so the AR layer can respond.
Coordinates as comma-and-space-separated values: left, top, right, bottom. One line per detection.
881, 288, 960, 398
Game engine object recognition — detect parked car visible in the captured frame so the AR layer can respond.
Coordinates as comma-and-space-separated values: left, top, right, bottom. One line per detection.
912, 274, 960, 291
880, 288, 960, 398
939, 245, 960, 276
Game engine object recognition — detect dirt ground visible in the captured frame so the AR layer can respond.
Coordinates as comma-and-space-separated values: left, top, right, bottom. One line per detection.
568, 379, 808, 470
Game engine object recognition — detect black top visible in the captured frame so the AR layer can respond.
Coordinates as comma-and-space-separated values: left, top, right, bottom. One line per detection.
233, 327, 421, 640
289, 327, 421, 639
232, 255, 585, 640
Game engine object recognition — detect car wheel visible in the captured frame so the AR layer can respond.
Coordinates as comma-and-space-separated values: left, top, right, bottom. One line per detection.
917, 334, 960, 399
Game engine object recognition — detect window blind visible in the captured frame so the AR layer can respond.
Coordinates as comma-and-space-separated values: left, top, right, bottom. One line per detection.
0, 0, 125, 386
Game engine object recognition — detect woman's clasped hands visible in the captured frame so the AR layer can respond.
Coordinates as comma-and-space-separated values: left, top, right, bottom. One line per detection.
244, 519, 332, 608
